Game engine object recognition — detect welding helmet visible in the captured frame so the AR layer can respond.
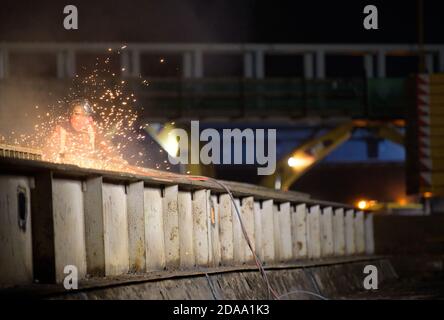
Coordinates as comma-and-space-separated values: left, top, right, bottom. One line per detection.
69, 98, 93, 116
69, 98, 94, 132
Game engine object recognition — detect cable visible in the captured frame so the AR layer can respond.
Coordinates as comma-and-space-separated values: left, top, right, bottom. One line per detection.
189, 175, 279, 299
209, 178, 280, 299
205, 273, 219, 300
277, 289, 329, 300
188, 175, 328, 301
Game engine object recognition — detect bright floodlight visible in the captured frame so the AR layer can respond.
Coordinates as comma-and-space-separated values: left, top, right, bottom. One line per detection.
357, 200, 368, 210
287, 155, 312, 169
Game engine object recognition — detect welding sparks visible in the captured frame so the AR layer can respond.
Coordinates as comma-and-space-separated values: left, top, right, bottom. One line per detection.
2, 48, 177, 174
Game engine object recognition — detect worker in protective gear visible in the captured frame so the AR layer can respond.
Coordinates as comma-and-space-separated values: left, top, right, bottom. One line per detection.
42, 99, 124, 167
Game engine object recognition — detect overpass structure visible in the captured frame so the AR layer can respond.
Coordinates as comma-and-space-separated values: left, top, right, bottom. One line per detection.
0, 42, 442, 123
1, 42, 443, 79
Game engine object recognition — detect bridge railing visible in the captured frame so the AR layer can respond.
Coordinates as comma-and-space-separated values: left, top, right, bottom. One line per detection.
1, 42, 443, 79
0, 77, 410, 121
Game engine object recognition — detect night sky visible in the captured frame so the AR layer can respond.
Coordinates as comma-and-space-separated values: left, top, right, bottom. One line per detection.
0, 0, 442, 43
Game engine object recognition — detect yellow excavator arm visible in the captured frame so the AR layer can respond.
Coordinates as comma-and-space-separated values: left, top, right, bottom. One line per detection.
261, 120, 404, 191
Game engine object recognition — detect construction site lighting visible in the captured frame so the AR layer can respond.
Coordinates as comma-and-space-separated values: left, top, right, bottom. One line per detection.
287, 155, 314, 170
423, 192, 433, 198
357, 200, 368, 210
164, 132, 180, 158
356, 199, 378, 210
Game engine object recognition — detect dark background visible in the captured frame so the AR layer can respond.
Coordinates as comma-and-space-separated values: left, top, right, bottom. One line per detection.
0, 0, 437, 204
0, 0, 441, 43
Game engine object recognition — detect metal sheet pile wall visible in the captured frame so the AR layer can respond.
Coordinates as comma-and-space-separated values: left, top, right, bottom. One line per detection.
0, 164, 374, 287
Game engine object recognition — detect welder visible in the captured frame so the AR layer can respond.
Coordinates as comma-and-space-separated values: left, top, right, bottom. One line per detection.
42, 98, 121, 165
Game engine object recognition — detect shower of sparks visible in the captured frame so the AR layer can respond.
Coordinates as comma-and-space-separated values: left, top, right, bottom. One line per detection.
1, 46, 174, 174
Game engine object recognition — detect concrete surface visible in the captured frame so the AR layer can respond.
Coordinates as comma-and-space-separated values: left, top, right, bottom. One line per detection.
241, 197, 255, 264
193, 189, 211, 267
292, 203, 308, 259
0, 175, 33, 287
52, 178, 87, 282
345, 209, 356, 255
144, 187, 166, 271
44, 258, 394, 300
321, 207, 334, 257
178, 191, 195, 268
102, 183, 129, 276
261, 199, 275, 264
308, 205, 321, 258
162, 185, 180, 268
278, 202, 293, 262
218, 194, 234, 265
333, 208, 346, 256
127, 181, 146, 273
